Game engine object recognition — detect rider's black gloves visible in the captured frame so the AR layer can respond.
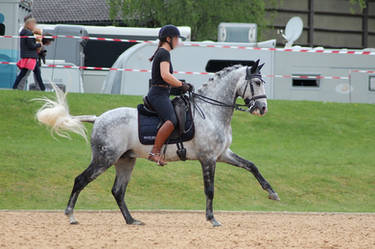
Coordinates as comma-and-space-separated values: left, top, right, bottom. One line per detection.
180, 82, 194, 93
186, 83, 194, 92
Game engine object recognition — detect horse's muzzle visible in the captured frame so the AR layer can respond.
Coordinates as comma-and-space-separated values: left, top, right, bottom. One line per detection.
249, 101, 267, 116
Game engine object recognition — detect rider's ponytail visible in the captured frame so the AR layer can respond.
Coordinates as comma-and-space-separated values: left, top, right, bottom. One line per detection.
149, 40, 163, 62
149, 36, 173, 61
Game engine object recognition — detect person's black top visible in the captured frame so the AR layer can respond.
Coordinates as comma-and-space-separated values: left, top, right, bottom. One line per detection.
151, 48, 173, 86
19, 28, 41, 59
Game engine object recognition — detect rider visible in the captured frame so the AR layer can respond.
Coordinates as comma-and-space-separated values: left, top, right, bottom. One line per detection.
147, 24, 193, 166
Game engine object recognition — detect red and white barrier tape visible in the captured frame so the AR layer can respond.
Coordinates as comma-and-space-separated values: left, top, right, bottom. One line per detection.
184, 44, 375, 56
0, 35, 153, 44
352, 69, 375, 74
266, 74, 349, 80
1, 35, 374, 55
0, 61, 349, 80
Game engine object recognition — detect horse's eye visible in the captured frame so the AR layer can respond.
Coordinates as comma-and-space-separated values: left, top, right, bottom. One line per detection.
255, 81, 261, 86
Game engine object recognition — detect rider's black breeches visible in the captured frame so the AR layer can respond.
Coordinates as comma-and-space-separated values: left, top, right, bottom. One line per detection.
147, 86, 177, 127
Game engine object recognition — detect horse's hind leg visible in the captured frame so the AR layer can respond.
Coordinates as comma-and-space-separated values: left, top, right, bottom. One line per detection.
64, 160, 110, 224
111, 150, 143, 225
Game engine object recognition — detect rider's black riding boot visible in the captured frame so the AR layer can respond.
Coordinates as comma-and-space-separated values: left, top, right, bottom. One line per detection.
148, 120, 175, 166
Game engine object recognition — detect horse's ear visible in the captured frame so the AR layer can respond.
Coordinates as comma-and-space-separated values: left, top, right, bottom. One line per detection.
251, 59, 260, 74
246, 66, 252, 80
258, 63, 265, 72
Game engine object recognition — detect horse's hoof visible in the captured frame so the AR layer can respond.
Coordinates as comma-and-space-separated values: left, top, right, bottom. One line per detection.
130, 219, 145, 225
70, 220, 79, 225
209, 218, 222, 227
67, 215, 79, 225
65, 211, 79, 224
268, 192, 280, 201
68, 216, 79, 224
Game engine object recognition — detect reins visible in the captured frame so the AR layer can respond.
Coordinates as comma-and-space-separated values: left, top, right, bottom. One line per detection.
191, 92, 249, 112
188, 70, 267, 119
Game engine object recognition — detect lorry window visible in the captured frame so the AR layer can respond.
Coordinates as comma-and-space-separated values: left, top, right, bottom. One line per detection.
369, 76, 375, 91
292, 75, 320, 88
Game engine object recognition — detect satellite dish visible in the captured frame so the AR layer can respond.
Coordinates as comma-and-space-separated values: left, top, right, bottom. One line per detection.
281, 16, 303, 48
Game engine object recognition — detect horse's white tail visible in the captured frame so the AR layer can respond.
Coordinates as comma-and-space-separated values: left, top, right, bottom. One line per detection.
34, 84, 96, 142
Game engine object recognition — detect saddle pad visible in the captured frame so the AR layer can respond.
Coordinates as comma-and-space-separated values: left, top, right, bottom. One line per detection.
137, 104, 195, 145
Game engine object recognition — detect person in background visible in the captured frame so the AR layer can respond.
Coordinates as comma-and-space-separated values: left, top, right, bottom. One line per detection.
33, 32, 54, 90
12, 16, 45, 91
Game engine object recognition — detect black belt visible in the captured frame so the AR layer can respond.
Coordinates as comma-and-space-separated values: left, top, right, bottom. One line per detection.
152, 84, 170, 88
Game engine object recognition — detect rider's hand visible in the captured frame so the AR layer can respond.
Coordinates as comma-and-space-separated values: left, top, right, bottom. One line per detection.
186, 83, 194, 92
180, 82, 194, 93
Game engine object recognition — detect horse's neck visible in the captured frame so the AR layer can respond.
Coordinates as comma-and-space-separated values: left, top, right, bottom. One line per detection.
196, 70, 241, 126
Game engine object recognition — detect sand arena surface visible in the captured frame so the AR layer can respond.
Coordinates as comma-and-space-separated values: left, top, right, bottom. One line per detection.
0, 210, 374, 249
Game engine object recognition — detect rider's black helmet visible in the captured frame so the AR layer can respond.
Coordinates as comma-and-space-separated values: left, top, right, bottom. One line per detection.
149, 25, 183, 61
158, 25, 184, 40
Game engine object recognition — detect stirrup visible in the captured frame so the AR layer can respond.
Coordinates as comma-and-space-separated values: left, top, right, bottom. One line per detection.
148, 152, 167, 166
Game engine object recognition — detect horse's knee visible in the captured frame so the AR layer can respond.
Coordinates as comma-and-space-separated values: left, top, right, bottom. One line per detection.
205, 185, 214, 199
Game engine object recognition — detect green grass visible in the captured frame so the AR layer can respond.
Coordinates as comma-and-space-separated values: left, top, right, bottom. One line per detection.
0, 90, 374, 212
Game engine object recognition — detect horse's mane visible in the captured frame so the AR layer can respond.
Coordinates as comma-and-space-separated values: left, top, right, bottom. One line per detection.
198, 64, 243, 93
215, 64, 243, 79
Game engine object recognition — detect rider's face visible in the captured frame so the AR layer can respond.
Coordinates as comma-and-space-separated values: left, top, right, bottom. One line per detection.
168, 36, 180, 49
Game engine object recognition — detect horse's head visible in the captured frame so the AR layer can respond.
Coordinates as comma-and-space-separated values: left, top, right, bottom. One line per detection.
237, 60, 267, 116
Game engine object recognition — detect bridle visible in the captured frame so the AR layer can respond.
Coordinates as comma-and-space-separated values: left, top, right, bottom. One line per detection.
190, 66, 267, 118
242, 67, 267, 112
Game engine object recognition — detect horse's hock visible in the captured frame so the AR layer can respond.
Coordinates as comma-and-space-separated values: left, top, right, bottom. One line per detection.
0, 211, 374, 249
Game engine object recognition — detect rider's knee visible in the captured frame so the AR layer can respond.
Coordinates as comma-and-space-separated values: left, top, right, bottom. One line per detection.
167, 117, 177, 128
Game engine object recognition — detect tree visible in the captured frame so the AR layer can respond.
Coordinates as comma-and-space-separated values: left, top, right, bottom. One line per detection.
350, 0, 367, 9
107, 0, 269, 41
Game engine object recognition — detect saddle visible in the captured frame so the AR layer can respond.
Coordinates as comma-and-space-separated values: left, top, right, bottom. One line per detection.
137, 95, 195, 161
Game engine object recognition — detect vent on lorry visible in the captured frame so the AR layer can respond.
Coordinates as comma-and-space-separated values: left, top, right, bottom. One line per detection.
218, 23, 257, 43
205, 60, 255, 73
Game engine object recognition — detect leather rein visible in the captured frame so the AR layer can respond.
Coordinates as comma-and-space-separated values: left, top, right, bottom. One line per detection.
189, 70, 267, 118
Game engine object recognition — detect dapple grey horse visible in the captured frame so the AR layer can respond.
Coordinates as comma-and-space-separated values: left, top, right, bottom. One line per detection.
35, 61, 279, 227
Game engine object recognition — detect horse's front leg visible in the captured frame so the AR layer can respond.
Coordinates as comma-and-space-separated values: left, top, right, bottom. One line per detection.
199, 158, 221, 227
219, 149, 280, 201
